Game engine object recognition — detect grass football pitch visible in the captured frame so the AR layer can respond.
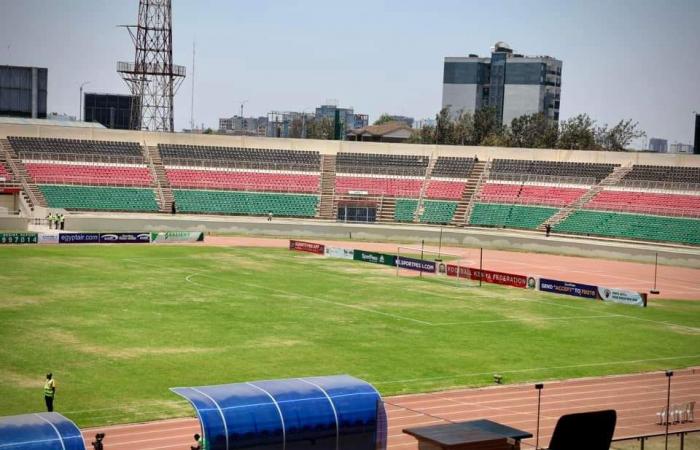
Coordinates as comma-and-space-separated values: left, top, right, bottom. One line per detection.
1, 244, 699, 427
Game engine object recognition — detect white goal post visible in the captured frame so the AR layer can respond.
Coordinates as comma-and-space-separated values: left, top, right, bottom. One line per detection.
395, 246, 478, 287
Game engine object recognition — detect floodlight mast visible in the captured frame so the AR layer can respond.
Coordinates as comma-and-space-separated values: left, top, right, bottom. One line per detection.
117, 0, 185, 132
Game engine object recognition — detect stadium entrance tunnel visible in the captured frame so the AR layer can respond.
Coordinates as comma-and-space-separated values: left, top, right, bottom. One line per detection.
0, 412, 85, 450
171, 375, 387, 450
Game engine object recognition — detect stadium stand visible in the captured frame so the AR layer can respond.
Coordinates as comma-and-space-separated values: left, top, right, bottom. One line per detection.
336, 153, 428, 176
553, 210, 700, 246
490, 159, 618, 183
40, 185, 159, 211
0, 160, 11, 181
620, 165, 700, 185
420, 200, 458, 224
395, 199, 418, 222
25, 162, 152, 187
9, 136, 143, 159
431, 157, 475, 178
336, 177, 422, 197
159, 144, 320, 170
173, 189, 318, 217
470, 203, 557, 229
480, 183, 587, 207
585, 190, 700, 217
165, 169, 319, 193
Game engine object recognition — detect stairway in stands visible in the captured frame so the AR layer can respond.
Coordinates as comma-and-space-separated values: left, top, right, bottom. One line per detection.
378, 196, 396, 222
413, 157, 437, 222
538, 164, 634, 230
144, 145, 174, 213
0, 138, 46, 211
451, 160, 487, 226
317, 154, 336, 219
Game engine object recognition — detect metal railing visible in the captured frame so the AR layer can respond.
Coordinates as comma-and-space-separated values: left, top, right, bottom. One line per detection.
162, 157, 320, 173
610, 429, 699, 450
19, 151, 145, 165
488, 172, 597, 186
583, 202, 700, 219
616, 179, 700, 193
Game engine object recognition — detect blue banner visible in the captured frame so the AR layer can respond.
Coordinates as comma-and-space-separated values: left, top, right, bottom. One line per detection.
539, 278, 598, 299
396, 256, 436, 273
99, 233, 151, 244
59, 233, 100, 244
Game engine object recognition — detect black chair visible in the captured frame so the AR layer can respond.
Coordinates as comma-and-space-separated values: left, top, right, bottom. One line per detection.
547, 409, 616, 450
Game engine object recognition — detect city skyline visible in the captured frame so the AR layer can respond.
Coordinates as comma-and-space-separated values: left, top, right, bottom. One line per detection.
0, 0, 698, 145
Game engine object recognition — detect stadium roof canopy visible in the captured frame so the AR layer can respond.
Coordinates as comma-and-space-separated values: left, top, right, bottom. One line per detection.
171, 374, 387, 450
0, 412, 85, 450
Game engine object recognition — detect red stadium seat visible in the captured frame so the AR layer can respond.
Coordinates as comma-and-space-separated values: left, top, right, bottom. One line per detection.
425, 180, 465, 200
25, 163, 152, 187
335, 176, 422, 197
166, 168, 320, 193
480, 183, 586, 207
586, 190, 700, 217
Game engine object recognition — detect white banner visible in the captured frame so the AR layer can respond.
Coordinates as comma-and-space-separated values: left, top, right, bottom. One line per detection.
324, 246, 354, 260
597, 286, 645, 307
151, 231, 204, 243
38, 233, 60, 244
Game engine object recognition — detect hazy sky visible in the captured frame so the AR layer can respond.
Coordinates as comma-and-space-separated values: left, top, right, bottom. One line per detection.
1, 0, 699, 144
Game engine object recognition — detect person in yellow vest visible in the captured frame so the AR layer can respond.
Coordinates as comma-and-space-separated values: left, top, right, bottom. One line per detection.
44, 372, 56, 412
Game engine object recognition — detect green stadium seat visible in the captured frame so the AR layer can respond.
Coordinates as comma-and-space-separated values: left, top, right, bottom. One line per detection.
173, 189, 318, 217
420, 200, 457, 224
469, 203, 557, 229
395, 199, 418, 222
554, 210, 700, 246
40, 185, 158, 211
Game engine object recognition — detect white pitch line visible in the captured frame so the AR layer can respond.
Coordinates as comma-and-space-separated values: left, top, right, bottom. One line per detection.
430, 314, 620, 326
371, 354, 700, 385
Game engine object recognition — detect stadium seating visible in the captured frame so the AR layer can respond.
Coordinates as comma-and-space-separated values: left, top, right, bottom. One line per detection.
585, 190, 700, 217
173, 189, 318, 217
335, 177, 422, 197
621, 165, 700, 184
553, 210, 700, 246
336, 153, 428, 176
425, 180, 465, 200
40, 185, 159, 211
9, 137, 143, 159
491, 159, 617, 183
0, 162, 11, 181
420, 200, 458, 224
166, 169, 319, 193
159, 144, 320, 171
431, 157, 475, 178
480, 183, 587, 207
26, 163, 152, 187
394, 199, 418, 222
469, 203, 557, 229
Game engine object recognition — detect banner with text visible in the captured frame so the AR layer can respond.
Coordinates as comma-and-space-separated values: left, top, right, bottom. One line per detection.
289, 239, 325, 255
446, 264, 528, 288
151, 231, 204, 243
59, 233, 100, 244
99, 233, 151, 244
539, 278, 598, 299
38, 233, 60, 244
0, 232, 37, 244
396, 256, 436, 273
324, 246, 354, 260
597, 286, 645, 307
353, 250, 396, 266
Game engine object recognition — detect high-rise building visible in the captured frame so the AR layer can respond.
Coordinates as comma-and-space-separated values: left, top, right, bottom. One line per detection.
0, 65, 47, 119
669, 143, 694, 154
315, 104, 368, 131
84, 93, 140, 130
442, 42, 562, 126
648, 138, 668, 153
695, 114, 699, 155
219, 115, 267, 135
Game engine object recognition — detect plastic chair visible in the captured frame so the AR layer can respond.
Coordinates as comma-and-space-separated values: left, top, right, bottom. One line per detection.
547, 409, 616, 450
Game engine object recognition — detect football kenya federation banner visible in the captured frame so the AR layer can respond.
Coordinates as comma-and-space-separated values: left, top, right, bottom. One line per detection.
289, 239, 325, 255
324, 246, 354, 260
597, 286, 645, 307
151, 231, 204, 243
446, 264, 528, 288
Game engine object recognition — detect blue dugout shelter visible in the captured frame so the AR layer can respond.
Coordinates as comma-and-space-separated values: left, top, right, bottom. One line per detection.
0, 412, 85, 450
172, 374, 387, 450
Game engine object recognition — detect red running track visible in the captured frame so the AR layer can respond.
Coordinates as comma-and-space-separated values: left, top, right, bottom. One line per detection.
82, 368, 700, 449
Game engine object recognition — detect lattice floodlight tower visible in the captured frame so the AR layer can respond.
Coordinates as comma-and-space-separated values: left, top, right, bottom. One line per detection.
118, 0, 185, 132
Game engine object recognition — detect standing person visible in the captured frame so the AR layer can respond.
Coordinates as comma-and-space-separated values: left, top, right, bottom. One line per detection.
59, 214, 65, 230
267, 211, 273, 222
46, 213, 52, 229
545, 224, 551, 237
44, 373, 56, 412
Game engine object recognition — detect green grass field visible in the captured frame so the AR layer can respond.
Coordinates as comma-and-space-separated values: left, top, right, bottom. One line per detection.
1, 244, 699, 428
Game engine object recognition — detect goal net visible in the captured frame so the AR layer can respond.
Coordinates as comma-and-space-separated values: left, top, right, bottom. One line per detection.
395, 246, 480, 287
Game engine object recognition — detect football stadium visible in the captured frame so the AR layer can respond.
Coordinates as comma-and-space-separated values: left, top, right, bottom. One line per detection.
0, 122, 699, 450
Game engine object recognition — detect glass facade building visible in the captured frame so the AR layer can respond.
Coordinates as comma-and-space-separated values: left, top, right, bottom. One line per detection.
0, 65, 48, 118
442, 43, 562, 126
84, 93, 139, 130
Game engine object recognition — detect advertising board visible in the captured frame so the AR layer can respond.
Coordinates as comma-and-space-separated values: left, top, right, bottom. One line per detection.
396, 256, 436, 273
289, 239, 325, 255
59, 233, 100, 244
597, 286, 645, 307
0, 232, 37, 244
150, 231, 204, 243
38, 233, 60, 244
99, 233, 151, 244
446, 264, 527, 288
352, 250, 396, 266
324, 246, 354, 260
538, 278, 598, 299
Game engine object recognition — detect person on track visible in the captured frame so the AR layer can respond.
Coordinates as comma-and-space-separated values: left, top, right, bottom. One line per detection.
44, 372, 56, 412
191, 433, 207, 450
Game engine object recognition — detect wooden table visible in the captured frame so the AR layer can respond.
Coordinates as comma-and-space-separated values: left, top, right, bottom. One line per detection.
403, 419, 533, 450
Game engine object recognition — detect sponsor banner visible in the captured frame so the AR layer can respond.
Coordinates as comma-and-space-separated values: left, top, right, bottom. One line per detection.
0, 232, 37, 244
597, 286, 645, 307
289, 239, 325, 255
396, 256, 436, 273
539, 277, 598, 299
99, 232, 151, 244
38, 233, 60, 244
446, 264, 527, 288
353, 250, 396, 267
59, 233, 100, 244
324, 246, 354, 260
150, 231, 204, 243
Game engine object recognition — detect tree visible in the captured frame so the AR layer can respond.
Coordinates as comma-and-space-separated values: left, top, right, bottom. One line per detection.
305, 117, 335, 140
407, 125, 437, 144
598, 119, 646, 151
453, 111, 475, 145
203, 128, 214, 134
435, 108, 456, 144
557, 114, 598, 150
509, 113, 558, 148
373, 113, 394, 126
472, 107, 502, 145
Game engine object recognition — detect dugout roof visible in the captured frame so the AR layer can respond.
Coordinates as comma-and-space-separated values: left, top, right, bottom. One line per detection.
0, 412, 85, 450
171, 374, 387, 450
